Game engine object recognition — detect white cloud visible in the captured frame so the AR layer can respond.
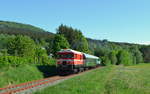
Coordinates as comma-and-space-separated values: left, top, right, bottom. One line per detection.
138, 42, 150, 45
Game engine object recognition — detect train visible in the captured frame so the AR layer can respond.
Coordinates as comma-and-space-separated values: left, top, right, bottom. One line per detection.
56, 49, 101, 74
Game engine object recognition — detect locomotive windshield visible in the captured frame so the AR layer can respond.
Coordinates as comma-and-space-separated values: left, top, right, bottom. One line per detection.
58, 53, 74, 59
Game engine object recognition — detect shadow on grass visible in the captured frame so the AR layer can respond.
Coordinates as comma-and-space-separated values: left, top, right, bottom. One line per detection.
37, 65, 57, 78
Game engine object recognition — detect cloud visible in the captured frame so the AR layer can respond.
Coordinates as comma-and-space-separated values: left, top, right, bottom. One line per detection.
138, 42, 150, 45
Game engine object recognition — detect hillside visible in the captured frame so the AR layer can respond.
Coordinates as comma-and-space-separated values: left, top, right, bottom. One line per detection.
0, 21, 46, 32
0, 21, 54, 40
35, 64, 150, 94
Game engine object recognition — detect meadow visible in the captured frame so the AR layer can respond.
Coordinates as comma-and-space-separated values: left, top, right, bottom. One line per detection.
35, 64, 150, 94
0, 60, 57, 88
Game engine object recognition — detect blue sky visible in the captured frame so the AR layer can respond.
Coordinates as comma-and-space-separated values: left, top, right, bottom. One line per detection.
0, 0, 150, 44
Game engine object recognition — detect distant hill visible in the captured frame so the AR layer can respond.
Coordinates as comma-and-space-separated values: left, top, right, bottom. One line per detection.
0, 21, 46, 32
0, 21, 54, 40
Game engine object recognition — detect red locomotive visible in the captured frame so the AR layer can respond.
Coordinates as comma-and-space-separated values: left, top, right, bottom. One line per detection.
57, 49, 101, 74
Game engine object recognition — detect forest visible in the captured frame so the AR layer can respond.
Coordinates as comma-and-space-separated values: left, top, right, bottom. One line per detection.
0, 21, 150, 67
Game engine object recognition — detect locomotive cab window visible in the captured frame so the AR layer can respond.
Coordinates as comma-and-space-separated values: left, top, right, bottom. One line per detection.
57, 53, 74, 59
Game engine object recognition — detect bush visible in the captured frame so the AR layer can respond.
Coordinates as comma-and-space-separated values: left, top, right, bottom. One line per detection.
0, 56, 35, 67
109, 50, 118, 65
0, 56, 56, 67
35, 47, 53, 65
101, 55, 111, 66
117, 50, 133, 66
7, 35, 36, 57
130, 46, 143, 64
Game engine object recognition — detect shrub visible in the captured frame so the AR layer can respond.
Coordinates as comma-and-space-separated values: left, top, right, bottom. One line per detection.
109, 50, 118, 65
101, 55, 111, 66
117, 50, 133, 66
0, 56, 35, 67
7, 35, 36, 57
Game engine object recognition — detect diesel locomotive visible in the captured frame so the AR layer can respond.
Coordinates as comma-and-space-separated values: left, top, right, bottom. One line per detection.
57, 49, 101, 74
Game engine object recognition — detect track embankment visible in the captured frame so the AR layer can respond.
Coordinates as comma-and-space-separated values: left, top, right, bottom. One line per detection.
0, 66, 101, 94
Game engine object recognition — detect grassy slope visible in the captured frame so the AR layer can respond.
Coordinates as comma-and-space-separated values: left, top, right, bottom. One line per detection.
0, 64, 44, 88
0, 59, 57, 88
35, 64, 150, 94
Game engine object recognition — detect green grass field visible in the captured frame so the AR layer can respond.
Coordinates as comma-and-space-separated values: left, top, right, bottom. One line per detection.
0, 64, 44, 88
35, 64, 150, 94
0, 58, 56, 88
0, 64, 57, 88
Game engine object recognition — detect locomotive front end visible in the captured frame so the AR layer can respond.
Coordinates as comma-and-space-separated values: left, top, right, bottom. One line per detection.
57, 51, 75, 74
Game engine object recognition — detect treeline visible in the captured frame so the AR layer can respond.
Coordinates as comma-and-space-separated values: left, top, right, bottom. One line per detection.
88, 38, 150, 65
0, 21, 150, 67
0, 34, 55, 67
53, 25, 144, 66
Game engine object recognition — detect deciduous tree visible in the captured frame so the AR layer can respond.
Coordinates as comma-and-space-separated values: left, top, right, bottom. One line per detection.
7, 35, 36, 57
52, 34, 70, 56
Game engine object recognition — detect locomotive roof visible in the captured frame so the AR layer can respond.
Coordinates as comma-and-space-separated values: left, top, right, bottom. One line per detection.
58, 49, 82, 54
83, 53, 99, 59
58, 49, 99, 59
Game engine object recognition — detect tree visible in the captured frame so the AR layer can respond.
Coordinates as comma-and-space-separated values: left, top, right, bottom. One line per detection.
7, 35, 36, 57
57, 24, 90, 53
52, 34, 70, 56
130, 46, 143, 64
0, 34, 15, 49
74, 36, 89, 53
101, 55, 111, 66
117, 50, 133, 66
109, 50, 118, 65
140, 45, 150, 63
94, 47, 111, 57
35, 46, 49, 65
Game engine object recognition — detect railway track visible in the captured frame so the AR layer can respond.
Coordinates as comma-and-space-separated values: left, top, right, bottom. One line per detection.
0, 67, 101, 94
